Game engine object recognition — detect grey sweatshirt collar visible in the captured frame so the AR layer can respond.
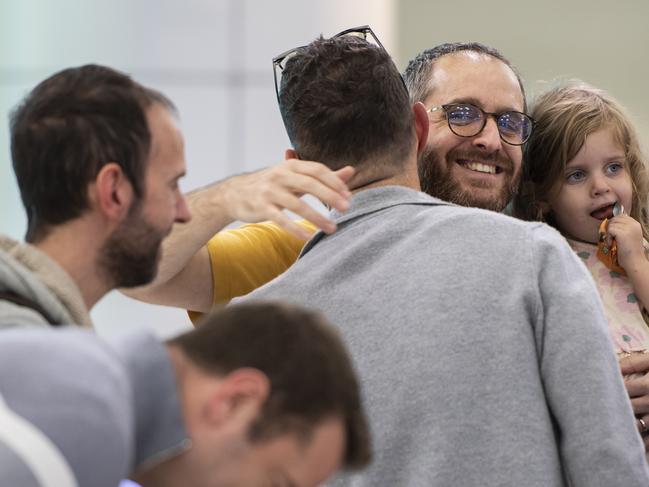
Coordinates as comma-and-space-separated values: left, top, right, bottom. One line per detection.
302, 186, 451, 256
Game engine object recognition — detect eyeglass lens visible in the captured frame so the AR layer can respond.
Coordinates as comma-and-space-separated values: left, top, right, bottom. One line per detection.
445, 104, 532, 145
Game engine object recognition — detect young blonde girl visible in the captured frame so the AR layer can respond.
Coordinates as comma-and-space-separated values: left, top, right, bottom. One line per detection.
514, 81, 649, 358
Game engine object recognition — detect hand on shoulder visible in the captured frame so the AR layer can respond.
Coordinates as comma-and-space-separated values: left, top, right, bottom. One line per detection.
216, 157, 354, 240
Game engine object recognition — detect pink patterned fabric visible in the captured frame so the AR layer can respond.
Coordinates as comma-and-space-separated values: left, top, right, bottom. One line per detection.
569, 239, 649, 353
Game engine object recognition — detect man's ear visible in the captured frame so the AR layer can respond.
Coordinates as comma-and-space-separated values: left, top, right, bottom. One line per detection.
412, 102, 430, 155
89, 163, 135, 221
203, 368, 270, 427
284, 148, 299, 160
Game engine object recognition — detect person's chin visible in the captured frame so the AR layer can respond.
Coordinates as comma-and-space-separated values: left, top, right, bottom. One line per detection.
455, 177, 508, 211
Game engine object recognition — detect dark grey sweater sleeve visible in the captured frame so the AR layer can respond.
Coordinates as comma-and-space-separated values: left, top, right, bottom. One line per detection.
531, 224, 649, 486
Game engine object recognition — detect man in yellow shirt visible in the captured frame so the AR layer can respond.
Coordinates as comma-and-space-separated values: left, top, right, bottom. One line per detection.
130, 41, 528, 317
126, 157, 353, 314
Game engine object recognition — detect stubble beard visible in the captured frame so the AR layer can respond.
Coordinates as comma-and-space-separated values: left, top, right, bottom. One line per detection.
417, 145, 519, 212
98, 202, 167, 289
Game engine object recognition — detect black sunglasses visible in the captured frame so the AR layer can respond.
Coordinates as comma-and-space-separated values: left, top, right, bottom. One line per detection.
272, 25, 407, 106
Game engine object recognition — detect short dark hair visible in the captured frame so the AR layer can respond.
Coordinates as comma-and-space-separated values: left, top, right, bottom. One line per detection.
403, 42, 527, 110
10, 64, 175, 242
169, 302, 372, 470
279, 35, 414, 176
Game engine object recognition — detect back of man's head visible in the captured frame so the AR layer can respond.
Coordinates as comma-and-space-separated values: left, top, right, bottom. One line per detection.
279, 35, 414, 177
10, 64, 174, 242
169, 302, 372, 471
403, 42, 526, 110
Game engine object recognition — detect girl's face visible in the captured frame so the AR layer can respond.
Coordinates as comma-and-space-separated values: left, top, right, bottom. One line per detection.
548, 127, 633, 244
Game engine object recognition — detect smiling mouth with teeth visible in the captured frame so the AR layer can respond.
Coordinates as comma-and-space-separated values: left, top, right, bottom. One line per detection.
458, 161, 501, 175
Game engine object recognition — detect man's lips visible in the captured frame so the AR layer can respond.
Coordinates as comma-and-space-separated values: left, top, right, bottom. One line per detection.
590, 203, 615, 220
456, 160, 503, 175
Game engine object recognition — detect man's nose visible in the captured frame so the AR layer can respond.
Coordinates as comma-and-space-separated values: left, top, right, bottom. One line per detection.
176, 194, 192, 223
471, 116, 502, 153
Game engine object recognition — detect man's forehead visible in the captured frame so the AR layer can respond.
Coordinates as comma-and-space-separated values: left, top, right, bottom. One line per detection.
145, 103, 185, 171
425, 52, 524, 111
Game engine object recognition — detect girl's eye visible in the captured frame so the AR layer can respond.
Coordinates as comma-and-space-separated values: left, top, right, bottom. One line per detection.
606, 162, 624, 174
566, 170, 585, 183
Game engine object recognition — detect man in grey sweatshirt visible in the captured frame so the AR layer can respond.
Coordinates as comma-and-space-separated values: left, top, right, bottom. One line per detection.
233, 30, 649, 486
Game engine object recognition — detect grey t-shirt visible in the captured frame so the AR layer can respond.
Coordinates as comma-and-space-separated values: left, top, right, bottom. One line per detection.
0, 328, 188, 487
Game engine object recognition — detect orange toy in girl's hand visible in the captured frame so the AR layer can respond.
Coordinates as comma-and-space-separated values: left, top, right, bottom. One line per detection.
597, 217, 627, 276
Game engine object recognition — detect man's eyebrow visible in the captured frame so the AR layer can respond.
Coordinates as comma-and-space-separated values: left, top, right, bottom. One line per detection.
445, 96, 520, 113
445, 96, 483, 107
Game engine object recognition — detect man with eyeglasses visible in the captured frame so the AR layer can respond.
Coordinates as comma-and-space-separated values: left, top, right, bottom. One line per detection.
128, 41, 532, 315
231, 31, 646, 486
404, 42, 531, 213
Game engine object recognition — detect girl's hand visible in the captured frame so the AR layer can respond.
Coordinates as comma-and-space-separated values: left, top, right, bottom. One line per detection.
607, 214, 646, 269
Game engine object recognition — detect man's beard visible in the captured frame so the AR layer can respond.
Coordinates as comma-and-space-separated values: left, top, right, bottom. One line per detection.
418, 145, 519, 212
98, 203, 167, 289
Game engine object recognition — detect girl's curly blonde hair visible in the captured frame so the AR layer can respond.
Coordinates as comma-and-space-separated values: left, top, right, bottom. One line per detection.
513, 81, 649, 239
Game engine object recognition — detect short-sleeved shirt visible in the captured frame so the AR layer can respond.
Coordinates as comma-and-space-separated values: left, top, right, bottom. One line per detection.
188, 220, 315, 323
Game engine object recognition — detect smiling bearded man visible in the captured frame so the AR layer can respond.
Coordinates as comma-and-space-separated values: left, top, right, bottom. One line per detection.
404, 42, 529, 212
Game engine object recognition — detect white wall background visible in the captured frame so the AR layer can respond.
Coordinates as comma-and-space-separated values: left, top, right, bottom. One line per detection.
0, 0, 396, 338
397, 0, 649, 146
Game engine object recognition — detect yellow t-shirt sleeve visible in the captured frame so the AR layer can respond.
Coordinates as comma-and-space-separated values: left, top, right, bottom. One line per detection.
188, 220, 317, 324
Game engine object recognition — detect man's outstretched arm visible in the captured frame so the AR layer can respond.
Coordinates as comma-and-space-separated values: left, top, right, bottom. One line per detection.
125, 159, 353, 312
